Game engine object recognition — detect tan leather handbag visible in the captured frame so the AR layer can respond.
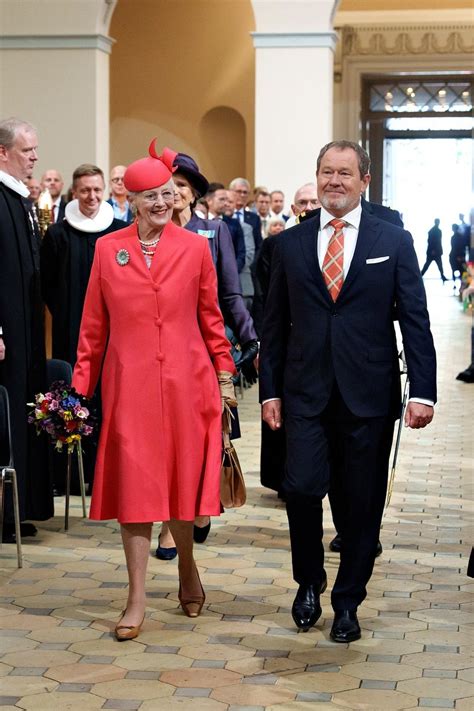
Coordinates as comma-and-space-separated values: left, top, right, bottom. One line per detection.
220, 406, 246, 508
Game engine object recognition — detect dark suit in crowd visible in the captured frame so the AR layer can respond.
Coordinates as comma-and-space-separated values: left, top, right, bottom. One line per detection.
186, 214, 256, 345
259, 205, 436, 613
53, 195, 67, 223
361, 196, 403, 228
222, 214, 246, 273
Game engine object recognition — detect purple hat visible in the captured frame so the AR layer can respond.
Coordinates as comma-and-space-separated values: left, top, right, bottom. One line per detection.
173, 153, 209, 199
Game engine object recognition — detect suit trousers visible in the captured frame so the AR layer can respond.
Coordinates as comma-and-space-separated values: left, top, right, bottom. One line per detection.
284, 385, 394, 611
421, 256, 445, 279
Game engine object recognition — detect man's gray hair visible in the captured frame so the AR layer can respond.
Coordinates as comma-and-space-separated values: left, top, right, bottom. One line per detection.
0, 117, 37, 149
316, 140, 370, 179
229, 177, 250, 191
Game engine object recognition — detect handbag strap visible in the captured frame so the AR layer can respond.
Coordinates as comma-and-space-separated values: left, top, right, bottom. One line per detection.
222, 402, 233, 449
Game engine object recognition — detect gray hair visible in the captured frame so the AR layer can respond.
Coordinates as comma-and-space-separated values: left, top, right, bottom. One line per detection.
0, 117, 36, 149
268, 216, 285, 227
316, 140, 371, 178
229, 177, 250, 191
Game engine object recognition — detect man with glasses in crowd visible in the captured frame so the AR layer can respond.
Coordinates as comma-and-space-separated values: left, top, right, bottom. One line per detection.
107, 165, 133, 224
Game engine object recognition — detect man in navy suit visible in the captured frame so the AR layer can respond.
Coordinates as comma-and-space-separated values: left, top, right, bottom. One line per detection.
259, 141, 436, 642
229, 177, 263, 253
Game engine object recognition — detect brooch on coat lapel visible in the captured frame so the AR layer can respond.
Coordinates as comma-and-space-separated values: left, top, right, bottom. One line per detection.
116, 249, 130, 266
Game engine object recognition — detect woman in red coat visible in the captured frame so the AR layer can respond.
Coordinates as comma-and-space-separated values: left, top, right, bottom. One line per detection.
72, 141, 235, 640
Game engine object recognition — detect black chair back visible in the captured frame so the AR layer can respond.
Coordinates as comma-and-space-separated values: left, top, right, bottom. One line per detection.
0, 385, 13, 468
46, 359, 72, 388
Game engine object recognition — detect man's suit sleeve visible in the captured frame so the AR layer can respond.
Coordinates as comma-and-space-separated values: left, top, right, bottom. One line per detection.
233, 220, 246, 273
395, 230, 437, 403
259, 237, 290, 402
216, 222, 257, 344
252, 214, 263, 251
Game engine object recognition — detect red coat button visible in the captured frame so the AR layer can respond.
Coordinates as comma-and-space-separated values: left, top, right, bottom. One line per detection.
156, 353, 164, 361
155, 318, 163, 326
153, 284, 160, 292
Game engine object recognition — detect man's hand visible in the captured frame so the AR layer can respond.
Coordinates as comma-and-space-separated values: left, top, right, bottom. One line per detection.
0, 337, 5, 361
262, 400, 282, 430
404, 402, 434, 429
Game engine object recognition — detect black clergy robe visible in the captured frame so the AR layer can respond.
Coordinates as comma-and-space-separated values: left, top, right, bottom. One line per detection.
41, 217, 125, 366
0, 182, 53, 522
40, 216, 125, 491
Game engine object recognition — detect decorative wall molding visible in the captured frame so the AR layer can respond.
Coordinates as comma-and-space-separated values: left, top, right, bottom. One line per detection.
339, 24, 474, 58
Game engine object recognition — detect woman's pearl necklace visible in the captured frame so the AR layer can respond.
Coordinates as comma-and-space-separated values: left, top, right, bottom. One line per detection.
138, 236, 161, 247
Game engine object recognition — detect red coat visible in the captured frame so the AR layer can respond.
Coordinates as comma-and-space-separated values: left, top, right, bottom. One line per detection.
72, 221, 235, 523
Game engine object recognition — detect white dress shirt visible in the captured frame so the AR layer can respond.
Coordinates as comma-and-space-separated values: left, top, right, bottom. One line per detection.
318, 204, 361, 276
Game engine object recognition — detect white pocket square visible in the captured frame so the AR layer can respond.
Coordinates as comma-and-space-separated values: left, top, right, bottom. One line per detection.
366, 256, 390, 264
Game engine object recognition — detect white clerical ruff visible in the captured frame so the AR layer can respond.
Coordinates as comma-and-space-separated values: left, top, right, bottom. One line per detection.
65, 200, 115, 233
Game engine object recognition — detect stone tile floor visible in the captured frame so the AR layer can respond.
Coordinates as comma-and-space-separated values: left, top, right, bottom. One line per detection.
0, 281, 473, 710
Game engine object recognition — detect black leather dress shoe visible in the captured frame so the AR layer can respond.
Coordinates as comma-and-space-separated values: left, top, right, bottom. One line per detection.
330, 609, 361, 643
193, 520, 211, 544
291, 576, 327, 632
329, 534, 383, 557
456, 365, 474, 383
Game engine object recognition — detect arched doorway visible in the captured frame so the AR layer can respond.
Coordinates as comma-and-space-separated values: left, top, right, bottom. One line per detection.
200, 107, 246, 185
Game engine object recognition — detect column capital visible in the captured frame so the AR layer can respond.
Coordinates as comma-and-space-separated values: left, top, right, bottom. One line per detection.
0, 34, 114, 54
251, 0, 339, 33
252, 31, 338, 50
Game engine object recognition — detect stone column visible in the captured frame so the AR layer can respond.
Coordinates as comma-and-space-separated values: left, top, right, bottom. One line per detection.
251, 0, 339, 207
0, 0, 116, 183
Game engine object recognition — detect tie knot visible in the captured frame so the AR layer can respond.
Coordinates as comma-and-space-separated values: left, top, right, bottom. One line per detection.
329, 218, 347, 232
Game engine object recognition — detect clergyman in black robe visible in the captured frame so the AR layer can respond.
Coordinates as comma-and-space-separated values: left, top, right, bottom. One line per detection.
0, 120, 53, 535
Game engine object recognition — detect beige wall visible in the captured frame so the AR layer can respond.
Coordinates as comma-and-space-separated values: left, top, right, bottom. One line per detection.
109, 0, 256, 185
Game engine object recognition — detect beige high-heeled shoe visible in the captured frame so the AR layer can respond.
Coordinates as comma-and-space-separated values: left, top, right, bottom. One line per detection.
178, 567, 206, 618
114, 609, 145, 641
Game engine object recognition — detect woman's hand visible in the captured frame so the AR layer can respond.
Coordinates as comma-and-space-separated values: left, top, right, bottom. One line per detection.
217, 371, 237, 412
0, 337, 5, 361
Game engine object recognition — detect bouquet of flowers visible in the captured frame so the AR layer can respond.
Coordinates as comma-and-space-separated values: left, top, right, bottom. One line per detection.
28, 381, 95, 453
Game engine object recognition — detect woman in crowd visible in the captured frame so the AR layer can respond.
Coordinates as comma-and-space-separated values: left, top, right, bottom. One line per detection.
72, 140, 236, 640
155, 152, 258, 558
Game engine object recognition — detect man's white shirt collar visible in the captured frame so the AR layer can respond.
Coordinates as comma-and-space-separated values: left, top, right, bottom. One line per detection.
320, 202, 362, 231
0, 170, 30, 198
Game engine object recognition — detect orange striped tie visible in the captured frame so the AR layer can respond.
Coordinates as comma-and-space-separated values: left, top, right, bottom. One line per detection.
322, 218, 346, 301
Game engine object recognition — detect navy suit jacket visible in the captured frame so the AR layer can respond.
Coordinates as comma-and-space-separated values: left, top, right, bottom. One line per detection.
361, 196, 403, 228
243, 210, 263, 252
259, 208, 436, 419
222, 215, 246, 272
55, 196, 67, 223
186, 214, 256, 344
